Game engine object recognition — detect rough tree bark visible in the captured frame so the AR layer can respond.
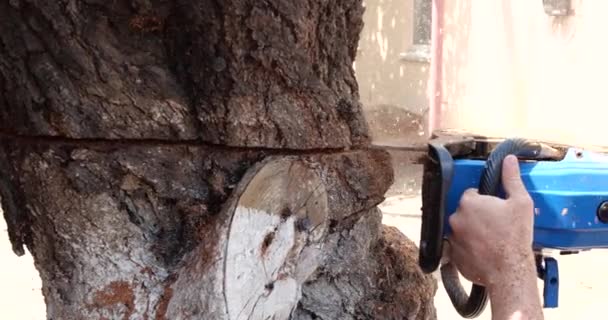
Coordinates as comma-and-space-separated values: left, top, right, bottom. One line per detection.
0, 0, 436, 319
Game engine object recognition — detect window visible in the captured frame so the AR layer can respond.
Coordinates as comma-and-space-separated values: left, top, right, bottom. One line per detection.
401, 0, 432, 62
413, 0, 432, 45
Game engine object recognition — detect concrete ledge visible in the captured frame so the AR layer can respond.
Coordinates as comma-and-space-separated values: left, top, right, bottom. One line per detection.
400, 44, 431, 63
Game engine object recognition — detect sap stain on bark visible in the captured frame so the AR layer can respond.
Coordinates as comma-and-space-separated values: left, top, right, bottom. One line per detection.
91, 281, 136, 320
154, 275, 177, 320
129, 15, 165, 33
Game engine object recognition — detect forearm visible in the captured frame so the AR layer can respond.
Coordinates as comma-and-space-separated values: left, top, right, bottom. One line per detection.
488, 254, 544, 320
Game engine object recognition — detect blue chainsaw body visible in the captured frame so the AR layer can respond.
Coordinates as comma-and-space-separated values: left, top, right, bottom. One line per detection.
438, 146, 608, 310
445, 148, 608, 251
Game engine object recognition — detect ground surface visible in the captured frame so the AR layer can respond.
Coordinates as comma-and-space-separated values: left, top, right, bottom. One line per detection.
1, 165, 608, 319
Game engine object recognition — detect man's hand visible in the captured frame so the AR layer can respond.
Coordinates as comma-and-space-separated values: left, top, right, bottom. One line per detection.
448, 154, 534, 286
447, 155, 544, 320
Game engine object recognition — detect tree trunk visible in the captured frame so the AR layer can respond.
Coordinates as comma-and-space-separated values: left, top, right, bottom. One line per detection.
0, 0, 436, 319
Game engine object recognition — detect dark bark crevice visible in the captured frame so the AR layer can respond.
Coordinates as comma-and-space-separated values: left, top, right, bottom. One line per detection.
0, 131, 350, 154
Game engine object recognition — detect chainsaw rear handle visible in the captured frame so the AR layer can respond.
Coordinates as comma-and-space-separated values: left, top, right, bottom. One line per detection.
441, 138, 544, 318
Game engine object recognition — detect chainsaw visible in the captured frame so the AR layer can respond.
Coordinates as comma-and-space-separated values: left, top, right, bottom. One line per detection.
417, 133, 608, 318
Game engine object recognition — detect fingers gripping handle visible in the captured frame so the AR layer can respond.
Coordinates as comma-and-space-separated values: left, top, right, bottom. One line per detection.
441, 139, 540, 318
478, 139, 540, 196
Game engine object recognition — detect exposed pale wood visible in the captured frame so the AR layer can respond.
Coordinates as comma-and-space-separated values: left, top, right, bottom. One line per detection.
225, 159, 328, 320
164, 156, 436, 320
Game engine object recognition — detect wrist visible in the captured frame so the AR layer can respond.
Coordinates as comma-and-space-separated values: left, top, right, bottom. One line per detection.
487, 250, 536, 293
486, 251, 543, 320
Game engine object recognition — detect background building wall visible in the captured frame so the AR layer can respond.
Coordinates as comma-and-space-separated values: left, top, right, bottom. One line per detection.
440, 0, 607, 148
355, 0, 431, 146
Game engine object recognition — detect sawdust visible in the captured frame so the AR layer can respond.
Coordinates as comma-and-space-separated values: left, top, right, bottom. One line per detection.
369, 225, 438, 320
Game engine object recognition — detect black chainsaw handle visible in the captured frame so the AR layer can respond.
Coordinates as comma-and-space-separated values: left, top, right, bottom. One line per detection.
441, 138, 542, 318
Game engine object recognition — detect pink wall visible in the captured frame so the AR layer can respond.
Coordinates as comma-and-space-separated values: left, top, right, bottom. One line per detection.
431, 0, 608, 149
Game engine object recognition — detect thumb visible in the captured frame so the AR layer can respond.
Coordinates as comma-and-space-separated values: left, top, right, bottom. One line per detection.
502, 154, 527, 198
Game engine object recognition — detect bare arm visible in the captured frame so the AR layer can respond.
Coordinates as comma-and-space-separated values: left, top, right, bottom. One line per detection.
447, 155, 544, 320
487, 253, 543, 320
